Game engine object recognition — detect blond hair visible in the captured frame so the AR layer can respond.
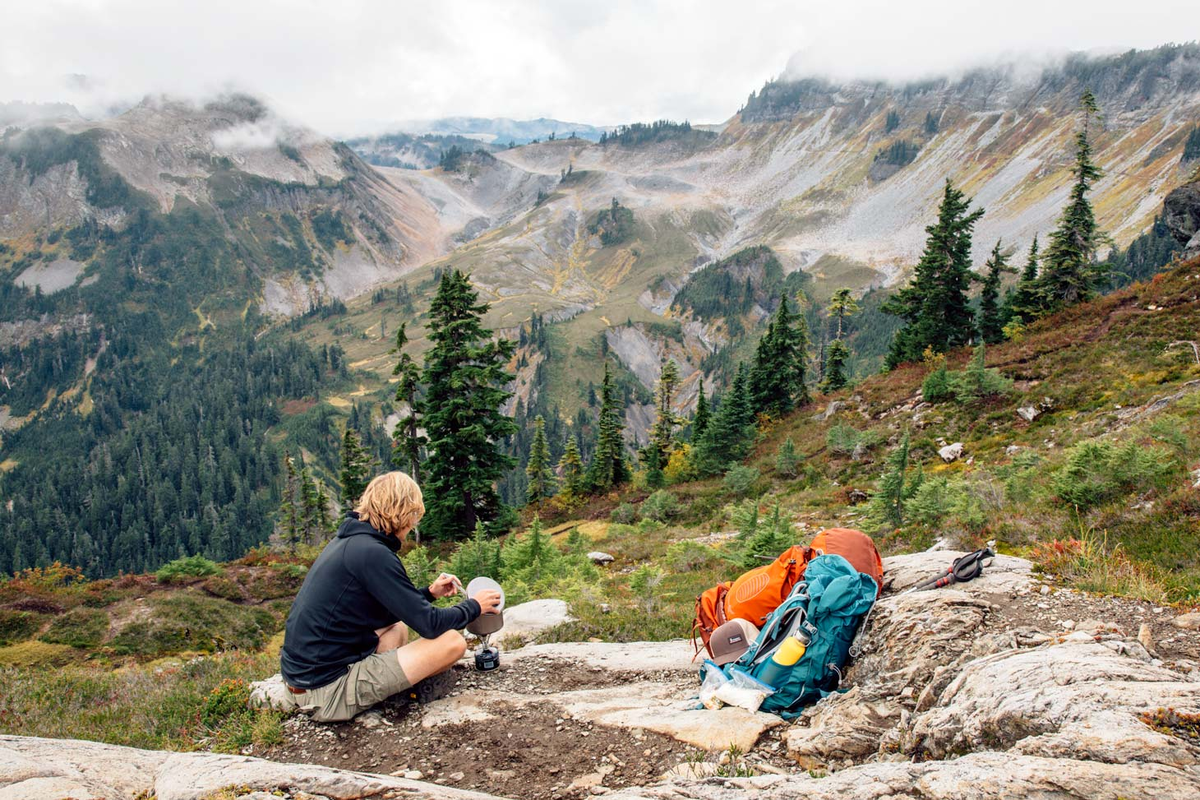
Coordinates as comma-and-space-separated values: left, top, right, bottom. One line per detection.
355, 471, 425, 538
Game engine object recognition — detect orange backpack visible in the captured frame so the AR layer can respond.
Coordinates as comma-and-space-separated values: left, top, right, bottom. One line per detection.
692, 545, 817, 658
724, 545, 818, 626
692, 530, 885, 659
809, 528, 883, 596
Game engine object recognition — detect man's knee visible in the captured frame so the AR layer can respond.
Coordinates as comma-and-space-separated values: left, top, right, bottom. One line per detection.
439, 630, 467, 662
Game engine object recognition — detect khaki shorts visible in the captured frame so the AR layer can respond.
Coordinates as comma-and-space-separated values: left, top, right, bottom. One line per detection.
289, 650, 412, 722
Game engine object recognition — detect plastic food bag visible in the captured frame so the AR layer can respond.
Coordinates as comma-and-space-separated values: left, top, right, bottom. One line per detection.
713, 667, 775, 713
699, 660, 730, 709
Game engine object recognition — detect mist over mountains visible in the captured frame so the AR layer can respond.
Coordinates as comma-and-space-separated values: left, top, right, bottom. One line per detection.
1, 41, 1198, 573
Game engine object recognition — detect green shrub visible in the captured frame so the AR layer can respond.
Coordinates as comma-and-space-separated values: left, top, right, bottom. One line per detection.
664, 540, 722, 572
904, 476, 955, 526
775, 437, 799, 477
0, 609, 43, 645
402, 545, 439, 590
629, 565, 667, 614
921, 365, 954, 403
611, 503, 637, 524
923, 345, 1012, 405
1145, 415, 1189, 452
1001, 450, 1043, 504
40, 607, 108, 649
201, 576, 244, 601
1053, 440, 1178, 512
723, 465, 760, 496
739, 505, 796, 567
107, 596, 278, 658
201, 678, 251, 727
826, 424, 883, 456
952, 345, 1013, 404
155, 555, 223, 583
641, 490, 680, 522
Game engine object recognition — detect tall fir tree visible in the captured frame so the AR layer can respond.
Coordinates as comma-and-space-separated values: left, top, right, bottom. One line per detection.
1004, 236, 1042, 326
691, 384, 711, 441
298, 459, 325, 544
977, 240, 1015, 344
749, 295, 810, 416
585, 362, 631, 492
648, 359, 686, 465
279, 451, 301, 552
694, 362, 757, 474
339, 428, 374, 510
525, 415, 554, 506
866, 431, 921, 530
421, 270, 518, 540
390, 323, 426, 486
557, 438, 585, 499
1037, 90, 1105, 311
883, 180, 985, 368
820, 288, 859, 392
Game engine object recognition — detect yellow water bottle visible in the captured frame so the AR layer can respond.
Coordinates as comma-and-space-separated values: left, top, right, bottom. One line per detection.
756, 632, 810, 689
773, 633, 809, 666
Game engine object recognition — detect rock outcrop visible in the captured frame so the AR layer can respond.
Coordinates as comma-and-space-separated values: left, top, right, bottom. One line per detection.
1164, 176, 1200, 257
0, 734, 500, 800
7, 552, 1200, 800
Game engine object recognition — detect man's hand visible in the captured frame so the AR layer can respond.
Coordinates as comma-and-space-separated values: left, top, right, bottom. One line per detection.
472, 589, 502, 614
428, 572, 463, 599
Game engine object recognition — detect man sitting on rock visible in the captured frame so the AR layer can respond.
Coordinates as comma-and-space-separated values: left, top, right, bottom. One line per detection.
278, 471, 501, 722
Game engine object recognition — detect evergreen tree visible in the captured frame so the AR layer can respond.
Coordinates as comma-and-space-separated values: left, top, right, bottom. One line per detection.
977, 240, 1015, 344
775, 436, 799, 477
298, 460, 322, 544
315, 482, 332, 535
693, 363, 756, 475
691, 385, 711, 441
924, 111, 939, 135
866, 432, 921, 529
421, 270, 518, 540
501, 514, 559, 584
557, 438, 585, 499
740, 505, 794, 567
749, 295, 810, 416
1037, 90, 1105, 311
883, 180, 985, 368
820, 288, 859, 392
339, 428, 374, 509
647, 358, 683, 468
584, 362, 631, 492
279, 451, 301, 552
525, 415, 554, 506
449, 521, 502, 583
390, 323, 426, 486
1005, 237, 1042, 326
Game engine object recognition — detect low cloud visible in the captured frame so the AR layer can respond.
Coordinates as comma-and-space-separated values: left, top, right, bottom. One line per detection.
0, 1, 1193, 137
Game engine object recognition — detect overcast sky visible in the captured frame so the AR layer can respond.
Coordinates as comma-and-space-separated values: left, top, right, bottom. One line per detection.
0, 0, 1193, 137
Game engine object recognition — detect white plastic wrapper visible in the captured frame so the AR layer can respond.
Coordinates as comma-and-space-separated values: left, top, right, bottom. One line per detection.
699, 661, 730, 709
714, 668, 776, 713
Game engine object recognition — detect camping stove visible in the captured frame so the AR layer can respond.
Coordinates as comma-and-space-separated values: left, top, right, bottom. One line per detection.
464, 576, 505, 672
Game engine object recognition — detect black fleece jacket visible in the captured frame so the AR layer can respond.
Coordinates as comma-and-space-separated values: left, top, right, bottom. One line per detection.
280, 513, 481, 688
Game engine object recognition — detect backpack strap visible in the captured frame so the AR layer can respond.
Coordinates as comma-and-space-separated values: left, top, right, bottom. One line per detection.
691, 584, 730, 662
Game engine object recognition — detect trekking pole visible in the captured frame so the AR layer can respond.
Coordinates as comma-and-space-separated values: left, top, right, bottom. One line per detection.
906, 541, 996, 593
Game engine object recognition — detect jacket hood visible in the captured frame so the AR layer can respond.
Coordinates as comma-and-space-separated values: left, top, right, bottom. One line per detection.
335, 512, 401, 552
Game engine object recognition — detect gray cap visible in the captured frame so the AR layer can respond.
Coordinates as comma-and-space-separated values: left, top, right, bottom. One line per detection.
709, 618, 760, 666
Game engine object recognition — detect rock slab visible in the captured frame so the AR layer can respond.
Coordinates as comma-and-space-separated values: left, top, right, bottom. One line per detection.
0, 735, 504, 800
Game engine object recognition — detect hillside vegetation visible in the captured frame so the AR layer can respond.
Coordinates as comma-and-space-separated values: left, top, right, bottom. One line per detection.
2, 257, 1197, 753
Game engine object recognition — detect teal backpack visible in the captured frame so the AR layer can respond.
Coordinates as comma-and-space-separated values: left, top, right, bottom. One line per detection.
708, 554, 878, 718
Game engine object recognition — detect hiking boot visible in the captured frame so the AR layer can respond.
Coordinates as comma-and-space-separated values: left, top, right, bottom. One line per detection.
406, 668, 458, 704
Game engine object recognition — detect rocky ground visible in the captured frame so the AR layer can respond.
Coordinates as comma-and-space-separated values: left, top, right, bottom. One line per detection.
3, 551, 1198, 799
